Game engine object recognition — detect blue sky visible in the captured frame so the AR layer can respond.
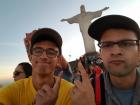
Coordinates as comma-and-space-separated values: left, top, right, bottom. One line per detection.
0, 0, 140, 84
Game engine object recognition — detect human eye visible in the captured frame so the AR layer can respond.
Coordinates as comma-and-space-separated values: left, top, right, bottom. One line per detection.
47, 50, 56, 55
32, 47, 43, 55
46, 48, 58, 57
99, 42, 114, 48
119, 40, 137, 47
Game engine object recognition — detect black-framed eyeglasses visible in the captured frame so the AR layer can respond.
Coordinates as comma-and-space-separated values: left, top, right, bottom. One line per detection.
31, 47, 59, 58
14, 71, 24, 76
98, 39, 139, 49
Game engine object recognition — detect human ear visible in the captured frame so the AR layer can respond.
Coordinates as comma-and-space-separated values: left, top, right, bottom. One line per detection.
28, 53, 32, 62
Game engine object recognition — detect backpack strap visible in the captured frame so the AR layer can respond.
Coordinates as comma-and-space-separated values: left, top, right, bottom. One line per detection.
91, 66, 105, 105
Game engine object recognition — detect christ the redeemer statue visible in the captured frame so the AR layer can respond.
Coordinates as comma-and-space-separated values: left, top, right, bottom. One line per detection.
61, 5, 109, 53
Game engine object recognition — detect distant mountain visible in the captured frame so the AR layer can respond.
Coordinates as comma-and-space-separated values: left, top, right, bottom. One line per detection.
0, 79, 13, 86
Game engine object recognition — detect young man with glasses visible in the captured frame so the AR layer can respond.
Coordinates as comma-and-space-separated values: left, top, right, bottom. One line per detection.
0, 28, 74, 105
71, 15, 140, 105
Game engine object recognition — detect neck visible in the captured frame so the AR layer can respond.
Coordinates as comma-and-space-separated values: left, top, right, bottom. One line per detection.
32, 74, 55, 90
110, 70, 137, 90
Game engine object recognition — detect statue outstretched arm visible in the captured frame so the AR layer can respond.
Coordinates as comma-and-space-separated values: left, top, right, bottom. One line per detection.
61, 19, 70, 22
101, 7, 109, 11
61, 15, 79, 24
87, 7, 109, 20
61, 19, 72, 24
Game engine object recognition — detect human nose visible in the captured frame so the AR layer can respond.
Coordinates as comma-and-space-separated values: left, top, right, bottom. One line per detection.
13, 74, 17, 81
110, 44, 123, 55
40, 50, 47, 57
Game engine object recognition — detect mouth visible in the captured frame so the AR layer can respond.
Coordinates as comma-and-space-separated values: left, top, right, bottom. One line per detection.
109, 60, 125, 65
36, 61, 50, 64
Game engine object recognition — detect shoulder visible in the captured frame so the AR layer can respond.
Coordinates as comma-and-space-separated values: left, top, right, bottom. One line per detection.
0, 77, 34, 105
0, 77, 32, 93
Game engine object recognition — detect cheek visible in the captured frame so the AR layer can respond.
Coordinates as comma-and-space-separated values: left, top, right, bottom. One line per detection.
100, 52, 108, 62
138, 54, 140, 64
100, 52, 111, 68
52, 59, 58, 67
131, 52, 140, 64
30, 55, 37, 65
28, 53, 32, 62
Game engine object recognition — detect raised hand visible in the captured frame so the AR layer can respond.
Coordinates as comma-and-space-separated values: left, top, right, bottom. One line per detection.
57, 55, 68, 70
71, 61, 96, 105
35, 72, 62, 105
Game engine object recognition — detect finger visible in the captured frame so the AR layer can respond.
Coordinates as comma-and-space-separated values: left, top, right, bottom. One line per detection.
77, 61, 89, 82
37, 89, 46, 97
58, 70, 63, 78
70, 86, 81, 103
77, 60, 86, 74
42, 84, 52, 97
70, 85, 79, 96
74, 80, 82, 89
53, 71, 63, 93
41, 84, 50, 93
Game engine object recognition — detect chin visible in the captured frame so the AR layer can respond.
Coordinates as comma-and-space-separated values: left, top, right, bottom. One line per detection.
110, 72, 128, 77
38, 69, 52, 75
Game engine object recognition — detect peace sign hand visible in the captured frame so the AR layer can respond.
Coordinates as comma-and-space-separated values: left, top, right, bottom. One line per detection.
35, 72, 62, 105
71, 61, 96, 105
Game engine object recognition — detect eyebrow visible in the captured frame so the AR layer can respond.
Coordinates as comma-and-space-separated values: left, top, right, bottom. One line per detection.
100, 39, 138, 42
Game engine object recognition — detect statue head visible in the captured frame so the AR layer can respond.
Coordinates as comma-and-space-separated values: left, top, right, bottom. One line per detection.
80, 5, 86, 13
